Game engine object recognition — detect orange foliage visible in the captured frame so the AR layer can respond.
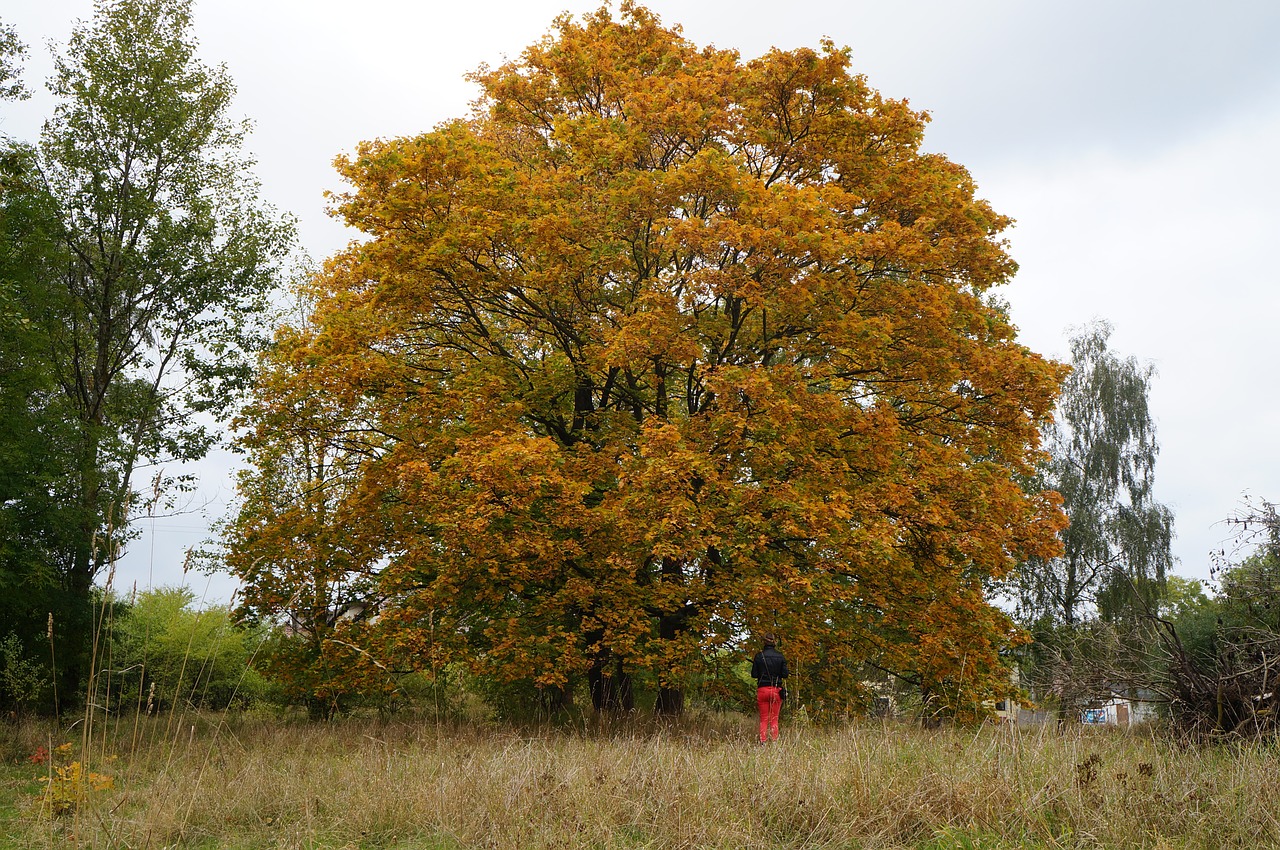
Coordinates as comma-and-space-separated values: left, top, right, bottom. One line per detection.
228, 4, 1067, 717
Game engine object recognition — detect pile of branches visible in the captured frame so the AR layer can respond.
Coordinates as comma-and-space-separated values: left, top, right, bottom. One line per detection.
1026, 617, 1278, 738
1033, 499, 1280, 739
1149, 620, 1279, 737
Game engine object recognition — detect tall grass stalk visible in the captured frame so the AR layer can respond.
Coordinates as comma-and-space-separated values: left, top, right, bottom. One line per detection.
45, 613, 57, 719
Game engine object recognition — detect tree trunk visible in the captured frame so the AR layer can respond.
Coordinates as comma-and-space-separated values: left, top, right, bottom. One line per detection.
589, 652, 633, 713
540, 683, 574, 714
654, 686, 683, 716
653, 556, 686, 717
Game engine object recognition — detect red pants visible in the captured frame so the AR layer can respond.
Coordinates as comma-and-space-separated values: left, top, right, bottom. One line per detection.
757, 686, 781, 742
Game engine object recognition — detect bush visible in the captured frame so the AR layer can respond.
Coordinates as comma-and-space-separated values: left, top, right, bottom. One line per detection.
0, 631, 49, 716
111, 588, 267, 711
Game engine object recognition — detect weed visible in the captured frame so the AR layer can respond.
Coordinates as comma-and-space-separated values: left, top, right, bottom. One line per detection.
34, 742, 115, 818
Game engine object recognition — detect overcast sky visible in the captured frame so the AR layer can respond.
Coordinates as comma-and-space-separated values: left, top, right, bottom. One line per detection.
5, 1, 1279, 604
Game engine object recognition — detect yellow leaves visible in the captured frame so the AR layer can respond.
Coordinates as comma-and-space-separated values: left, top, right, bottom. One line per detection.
474, 3, 737, 148
37, 752, 115, 819
600, 289, 698, 369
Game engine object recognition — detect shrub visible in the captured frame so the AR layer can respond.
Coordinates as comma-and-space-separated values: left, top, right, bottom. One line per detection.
111, 588, 267, 711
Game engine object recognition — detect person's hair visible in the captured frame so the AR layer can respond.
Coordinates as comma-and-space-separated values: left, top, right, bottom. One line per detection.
762, 633, 777, 647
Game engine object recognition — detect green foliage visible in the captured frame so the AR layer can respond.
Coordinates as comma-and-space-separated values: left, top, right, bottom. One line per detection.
1159, 575, 1215, 665
458, 668, 577, 724
1161, 575, 1210, 621
0, 0, 292, 711
1162, 506, 1280, 663
252, 624, 400, 720
1214, 548, 1280, 634
0, 18, 28, 103
1158, 563, 1280, 734
33, 0, 293, 578
685, 657, 757, 715
0, 633, 48, 715
111, 588, 266, 710
0, 145, 91, 703
1017, 321, 1174, 628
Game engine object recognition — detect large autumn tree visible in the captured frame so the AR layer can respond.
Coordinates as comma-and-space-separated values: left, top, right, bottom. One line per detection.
230, 4, 1066, 718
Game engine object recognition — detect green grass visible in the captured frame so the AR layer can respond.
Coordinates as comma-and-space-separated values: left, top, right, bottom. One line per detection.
1, 713, 1278, 849
1, 763, 35, 842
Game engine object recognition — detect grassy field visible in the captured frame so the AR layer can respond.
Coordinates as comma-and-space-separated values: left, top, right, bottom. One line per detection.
2, 711, 1278, 849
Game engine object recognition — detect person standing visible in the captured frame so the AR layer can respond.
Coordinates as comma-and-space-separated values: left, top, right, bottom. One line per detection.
751, 634, 788, 743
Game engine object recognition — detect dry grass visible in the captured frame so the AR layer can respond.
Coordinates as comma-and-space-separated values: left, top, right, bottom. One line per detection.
4, 712, 1280, 849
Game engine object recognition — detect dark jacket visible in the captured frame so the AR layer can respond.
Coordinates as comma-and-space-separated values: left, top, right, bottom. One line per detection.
751, 646, 789, 688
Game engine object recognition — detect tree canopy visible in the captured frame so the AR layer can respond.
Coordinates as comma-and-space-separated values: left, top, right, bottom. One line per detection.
228, 4, 1067, 718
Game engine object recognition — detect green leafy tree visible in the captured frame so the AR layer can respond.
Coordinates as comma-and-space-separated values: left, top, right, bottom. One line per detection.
1212, 507, 1280, 636
0, 0, 291, 704
0, 17, 28, 103
0, 24, 83, 710
1161, 575, 1211, 622
1017, 322, 1174, 628
1129, 502, 1280, 736
35, 0, 292, 591
0, 632, 49, 715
